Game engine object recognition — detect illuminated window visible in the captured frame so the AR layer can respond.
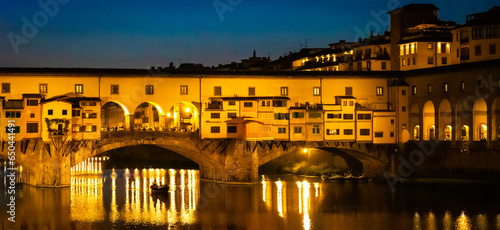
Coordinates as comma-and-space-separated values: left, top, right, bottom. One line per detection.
248, 87, 255, 96
405, 44, 409, 55
214, 86, 221, 96
280, 87, 288, 96
412, 86, 417, 95
443, 83, 448, 93
427, 43, 433, 49
180, 85, 188, 95
402, 59, 406, 66
111, 85, 119, 94
400, 45, 404, 56
145, 85, 154, 95
75, 84, 83, 94
39, 84, 48, 93
327, 129, 339, 135
2, 83, 10, 93
460, 81, 465, 91
313, 87, 320, 96
428, 84, 432, 94
410, 43, 415, 54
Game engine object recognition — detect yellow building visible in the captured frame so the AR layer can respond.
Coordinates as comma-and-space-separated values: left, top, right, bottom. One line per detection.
451, 7, 500, 65
352, 33, 391, 71
398, 24, 454, 70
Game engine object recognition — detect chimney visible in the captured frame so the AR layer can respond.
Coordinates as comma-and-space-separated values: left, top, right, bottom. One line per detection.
253, 50, 256, 58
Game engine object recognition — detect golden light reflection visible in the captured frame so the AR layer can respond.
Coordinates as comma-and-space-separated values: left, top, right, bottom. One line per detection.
426, 211, 437, 230
456, 211, 472, 230
476, 214, 488, 230
71, 157, 107, 175
262, 178, 271, 209
301, 181, 311, 230
413, 212, 422, 230
70, 168, 198, 226
496, 214, 500, 230
276, 180, 285, 218
443, 211, 453, 230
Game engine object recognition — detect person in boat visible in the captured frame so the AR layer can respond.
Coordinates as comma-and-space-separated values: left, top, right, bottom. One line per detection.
151, 179, 158, 189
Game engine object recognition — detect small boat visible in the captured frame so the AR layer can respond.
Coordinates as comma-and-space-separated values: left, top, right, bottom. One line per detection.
150, 185, 169, 192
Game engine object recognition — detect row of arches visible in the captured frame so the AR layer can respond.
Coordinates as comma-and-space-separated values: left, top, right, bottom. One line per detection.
100, 101, 199, 132
410, 97, 499, 142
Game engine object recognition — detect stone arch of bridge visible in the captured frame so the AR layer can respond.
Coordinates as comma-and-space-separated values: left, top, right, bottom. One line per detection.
101, 101, 129, 131
168, 101, 199, 131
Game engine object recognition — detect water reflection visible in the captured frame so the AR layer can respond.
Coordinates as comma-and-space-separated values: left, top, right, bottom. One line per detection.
71, 157, 108, 175
456, 211, 471, 230
70, 168, 199, 226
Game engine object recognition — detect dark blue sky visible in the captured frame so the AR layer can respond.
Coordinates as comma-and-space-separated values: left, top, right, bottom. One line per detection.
0, 0, 497, 68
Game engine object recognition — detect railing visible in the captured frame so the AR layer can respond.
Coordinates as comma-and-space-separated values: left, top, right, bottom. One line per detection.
100, 130, 198, 140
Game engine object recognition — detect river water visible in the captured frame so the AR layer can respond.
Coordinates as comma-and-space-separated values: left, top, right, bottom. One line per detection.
1, 166, 500, 229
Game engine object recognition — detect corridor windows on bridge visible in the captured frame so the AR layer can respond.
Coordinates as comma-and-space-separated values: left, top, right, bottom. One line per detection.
326, 129, 339, 135
327, 113, 341, 119
343, 114, 353, 120
75, 84, 83, 94
489, 43, 496, 55
293, 127, 302, 134
412, 86, 417, 95
376, 87, 383, 96
345, 87, 352, 96
312, 125, 320, 134
357, 113, 371, 120
442, 57, 448, 65
360, 129, 370, 136
248, 87, 255, 96
210, 126, 220, 133
475, 45, 482, 56
280, 87, 288, 96
278, 127, 286, 134
210, 113, 220, 119
344, 129, 353, 135
292, 112, 304, 119
2, 83, 10, 93
443, 83, 448, 93
27, 99, 39, 106
214, 86, 222, 96
227, 126, 237, 133
72, 109, 81, 117
6, 111, 21, 118
110, 84, 119, 94
145, 85, 154, 95
313, 87, 320, 96
180, 85, 188, 95
39, 84, 47, 93
26, 123, 38, 133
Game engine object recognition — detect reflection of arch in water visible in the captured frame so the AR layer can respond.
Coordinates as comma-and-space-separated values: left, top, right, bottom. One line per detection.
168, 101, 199, 131
423, 100, 435, 140
473, 98, 487, 141
101, 101, 130, 130
438, 99, 452, 141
